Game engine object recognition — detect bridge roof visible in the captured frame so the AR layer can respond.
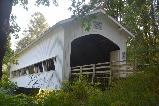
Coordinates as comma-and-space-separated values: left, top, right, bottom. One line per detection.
18, 9, 135, 54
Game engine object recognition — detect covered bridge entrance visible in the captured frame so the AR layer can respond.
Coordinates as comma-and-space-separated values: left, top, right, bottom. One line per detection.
70, 34, 120, 67
70, 34, 121, 86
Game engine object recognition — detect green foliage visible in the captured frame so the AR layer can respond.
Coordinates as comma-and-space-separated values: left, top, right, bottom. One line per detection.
10, 14, 21, 39
36, 74, 100, 106
87, 67, 159, 106
37, 70, 159, 106
62, 74, 101, 106
0, 68, 159, 105
3, 36, 18, 76
69, 0, 98, 31
0, 93, 37, 106
0, 73, 35, 106
124, 0, 159, 65
0, 72, 17, 96
35, 0, 58, 6
13, 0, 29, 10
3, 36, 17, 65
12, 0, 58, 9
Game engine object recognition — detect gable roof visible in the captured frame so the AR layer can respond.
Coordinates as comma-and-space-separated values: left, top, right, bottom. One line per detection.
18, 9, 134, 54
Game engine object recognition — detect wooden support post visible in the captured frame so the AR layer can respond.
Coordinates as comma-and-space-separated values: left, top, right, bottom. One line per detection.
133, 59, 137, 71
79, 66, 82, 80
42, 61, 47, 72
109, 62, 112, 85
21, 69, 24, 75
109, 71, 112, 85
26, 68, 29, 75
80, 66, 82, 74
42, 62, 45, 72
34, 66, 37, 73
110, 62, 113, 74
92, 64, 95, 83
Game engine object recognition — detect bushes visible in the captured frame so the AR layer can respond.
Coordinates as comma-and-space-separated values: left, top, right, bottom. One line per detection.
0, 67, 159, 106
88, 66, 159, 106
61, 74, 101, 106
36, 74, 101, 106
105, 75, 158, 105
0, 72, 17, 95
37, 70, 159, 106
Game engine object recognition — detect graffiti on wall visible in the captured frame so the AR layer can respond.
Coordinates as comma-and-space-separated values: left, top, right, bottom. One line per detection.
26, 71, 61, 89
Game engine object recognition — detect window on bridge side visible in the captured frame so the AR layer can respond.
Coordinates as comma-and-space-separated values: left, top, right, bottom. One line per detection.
12, 71, 16, 78
42, 61, 47, 71
29, 65, 34, 74
46, 58, 55, 71
39, 62, 43, 72
11, 57, 56, 77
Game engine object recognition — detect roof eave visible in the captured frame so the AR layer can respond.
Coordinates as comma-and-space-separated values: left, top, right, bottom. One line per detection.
108, 16, 135, 38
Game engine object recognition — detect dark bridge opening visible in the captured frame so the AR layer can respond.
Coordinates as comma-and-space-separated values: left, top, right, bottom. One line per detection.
70, 34, 120, 67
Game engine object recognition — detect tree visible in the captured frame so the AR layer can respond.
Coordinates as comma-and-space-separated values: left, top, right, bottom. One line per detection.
123, 0, 159, 65
0, 0, 57, 79
23, 12, 49, 39
0, 0, 13, 79
15, 36, 31, 53
15, 12, 49, 53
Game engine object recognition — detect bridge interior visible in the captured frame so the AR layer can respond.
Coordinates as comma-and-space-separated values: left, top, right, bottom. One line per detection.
70, 34, 120, 67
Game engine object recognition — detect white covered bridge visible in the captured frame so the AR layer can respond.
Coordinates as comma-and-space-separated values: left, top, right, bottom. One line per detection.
10, 9, 135, 90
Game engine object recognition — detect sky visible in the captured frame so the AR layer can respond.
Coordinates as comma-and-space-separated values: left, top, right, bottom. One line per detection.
11, 0, 73, 49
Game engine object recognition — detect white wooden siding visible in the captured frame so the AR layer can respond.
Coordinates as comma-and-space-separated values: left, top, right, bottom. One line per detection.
10, 27, 64, 89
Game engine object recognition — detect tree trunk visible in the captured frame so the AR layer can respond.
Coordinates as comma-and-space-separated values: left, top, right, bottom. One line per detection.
0, 0, 13, 79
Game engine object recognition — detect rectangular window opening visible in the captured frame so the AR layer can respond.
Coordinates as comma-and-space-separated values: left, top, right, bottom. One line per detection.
47, 59, 55, 71
29, 65, 34, 74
